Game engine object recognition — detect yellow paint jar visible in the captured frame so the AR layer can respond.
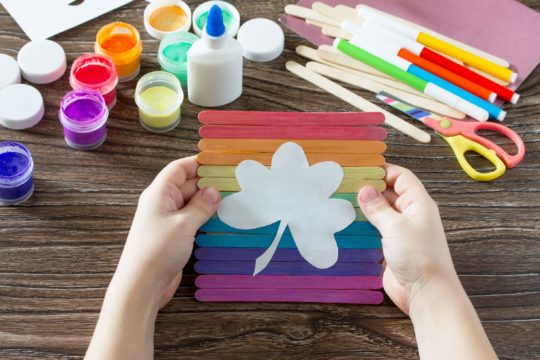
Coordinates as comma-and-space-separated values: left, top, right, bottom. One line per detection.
144, 0, 192, 40
95, 22, 142, 82
135, 71, 183, 133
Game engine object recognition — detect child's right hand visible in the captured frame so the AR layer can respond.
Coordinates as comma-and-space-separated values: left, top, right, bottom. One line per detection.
358, 164, 459, 315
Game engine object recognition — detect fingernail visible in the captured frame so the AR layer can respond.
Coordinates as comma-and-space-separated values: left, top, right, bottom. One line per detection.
360, 186, 379, 203
202, 187, 220, 205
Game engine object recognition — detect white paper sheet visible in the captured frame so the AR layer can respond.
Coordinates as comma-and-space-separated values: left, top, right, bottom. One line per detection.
217, 142, 356, 275
0, 0, 134, 40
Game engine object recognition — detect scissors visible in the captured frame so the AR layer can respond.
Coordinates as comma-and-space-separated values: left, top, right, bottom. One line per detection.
376, 92, 526, 181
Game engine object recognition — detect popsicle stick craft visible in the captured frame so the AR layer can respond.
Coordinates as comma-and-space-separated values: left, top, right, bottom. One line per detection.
195, 110, 386, 304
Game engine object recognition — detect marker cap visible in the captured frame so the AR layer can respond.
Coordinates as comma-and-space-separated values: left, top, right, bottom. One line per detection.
237, 19, 284, 62
17, 40, 66, 84
0, 84, 45, 130
0, 54, 21, 90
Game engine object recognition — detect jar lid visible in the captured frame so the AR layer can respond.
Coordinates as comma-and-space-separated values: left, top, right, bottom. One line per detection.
237, 19, 284, 62
17, 40, 66, 84
0, 84, 45, 130
0, 54, 21, 90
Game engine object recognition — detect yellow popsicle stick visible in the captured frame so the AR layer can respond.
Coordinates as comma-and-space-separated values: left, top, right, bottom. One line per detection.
198, 139, 386, 154
417, 32, 515, 83
197, 165, 386, 179
209, 207, 367, 220
198, 177, 386, 193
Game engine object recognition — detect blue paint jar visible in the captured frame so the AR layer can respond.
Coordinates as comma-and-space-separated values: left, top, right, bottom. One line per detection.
0, 141, 34, 205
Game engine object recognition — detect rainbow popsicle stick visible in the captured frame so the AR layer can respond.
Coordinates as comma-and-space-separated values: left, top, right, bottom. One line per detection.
195, 248, 383, 262
195, 288, 384, 304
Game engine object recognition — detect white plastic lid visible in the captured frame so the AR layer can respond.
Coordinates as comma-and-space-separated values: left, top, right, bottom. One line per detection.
0, 54, 21, 90
237, 19, 284, 62
0, 84, 45, 130
17, 40, 66, 84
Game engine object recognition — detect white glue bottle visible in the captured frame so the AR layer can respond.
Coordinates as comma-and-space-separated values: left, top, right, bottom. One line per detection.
187, 5, 243, 107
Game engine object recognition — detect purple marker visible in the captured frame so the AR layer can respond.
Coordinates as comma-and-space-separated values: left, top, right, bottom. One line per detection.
59, 89, 109, 150
0, 142, 34, 205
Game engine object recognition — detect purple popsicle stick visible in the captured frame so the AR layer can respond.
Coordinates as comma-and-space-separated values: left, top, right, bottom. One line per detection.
194, 248, 383, 263
195, 288, 384, 304
195, 275, 383, 290
194, 261, 382, 276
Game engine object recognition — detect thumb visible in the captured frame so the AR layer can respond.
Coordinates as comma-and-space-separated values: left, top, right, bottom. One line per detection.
358, 186, 399, 235
177, 187, 221, 236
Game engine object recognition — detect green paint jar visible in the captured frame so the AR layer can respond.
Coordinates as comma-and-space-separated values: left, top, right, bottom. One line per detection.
158, 31, 199, 88
192, 1, 240, 38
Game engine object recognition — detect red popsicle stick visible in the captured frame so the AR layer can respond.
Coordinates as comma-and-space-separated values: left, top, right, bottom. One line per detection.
420, 48, 518, 103
198, 111, 385, 126
195, 288, 384, 304
195, 275, 383, 290
199, 125, 387, 140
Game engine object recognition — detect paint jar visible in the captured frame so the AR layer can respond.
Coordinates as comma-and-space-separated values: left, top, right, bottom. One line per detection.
135, 71, 183, 133
144, 0, 192, 40
95, 22, 142, 82
0, 141, 34, 206
158, 32, 199, 87
70, 54, 119, 109
192, 1, 240, 38
59, 89, 109, 150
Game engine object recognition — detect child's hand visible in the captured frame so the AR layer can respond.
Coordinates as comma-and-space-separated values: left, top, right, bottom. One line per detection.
358, 164, 458, 315
116, 157, 220, 308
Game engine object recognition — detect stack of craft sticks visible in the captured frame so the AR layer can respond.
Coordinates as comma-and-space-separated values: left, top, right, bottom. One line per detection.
283, 2, 520, 124
194, 110, 387, 304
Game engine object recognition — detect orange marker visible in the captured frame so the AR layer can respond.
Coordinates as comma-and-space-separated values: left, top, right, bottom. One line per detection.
398, 48, 496, 103
197, 152, 385, 167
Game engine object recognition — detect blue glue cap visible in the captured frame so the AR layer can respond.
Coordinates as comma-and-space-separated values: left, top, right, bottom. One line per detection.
206, 5, 225, 37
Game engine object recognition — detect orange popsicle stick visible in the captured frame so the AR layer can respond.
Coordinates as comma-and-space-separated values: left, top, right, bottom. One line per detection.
197, 152, 385, 167
198, 139, 387, 154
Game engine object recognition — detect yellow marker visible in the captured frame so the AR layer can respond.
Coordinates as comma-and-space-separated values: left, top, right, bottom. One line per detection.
417, 32, 516, 83
135, 71, 183, 133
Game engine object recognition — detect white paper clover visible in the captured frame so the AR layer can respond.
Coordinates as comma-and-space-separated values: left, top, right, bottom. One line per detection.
217, 142, 356, 275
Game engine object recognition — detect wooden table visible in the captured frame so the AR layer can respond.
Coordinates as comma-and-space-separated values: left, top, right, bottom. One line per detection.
1, 1, 539, 358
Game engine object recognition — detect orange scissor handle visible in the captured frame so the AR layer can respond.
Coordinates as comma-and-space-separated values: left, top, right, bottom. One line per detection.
425, 118, 526, 168
441, 134, 506, 182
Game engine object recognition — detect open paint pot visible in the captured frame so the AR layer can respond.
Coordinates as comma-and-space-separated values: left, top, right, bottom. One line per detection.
135, 71, 183, 133
0, 141, 34, 206
192, 1, 240, 38
59, 89, 109, 150
70, 54, 119, 110
95, 22, 142, 82
158, 32, 199, 88
144, 0, 192, 40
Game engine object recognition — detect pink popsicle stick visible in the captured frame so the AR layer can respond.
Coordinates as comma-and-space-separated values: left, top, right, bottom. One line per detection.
198, 111, 384, 126
195, 288, 384, 304
195, 275, 383, 290
199, 125, 387, 140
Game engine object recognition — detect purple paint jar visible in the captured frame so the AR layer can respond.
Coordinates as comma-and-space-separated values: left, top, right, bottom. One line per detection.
59, 89, 109, 150
0, 141, 34, 205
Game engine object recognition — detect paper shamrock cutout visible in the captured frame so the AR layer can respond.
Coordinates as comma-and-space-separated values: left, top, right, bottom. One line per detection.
217, 142, 356, 275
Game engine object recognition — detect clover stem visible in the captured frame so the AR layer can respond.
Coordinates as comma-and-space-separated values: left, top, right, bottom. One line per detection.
253, 221, 288, 276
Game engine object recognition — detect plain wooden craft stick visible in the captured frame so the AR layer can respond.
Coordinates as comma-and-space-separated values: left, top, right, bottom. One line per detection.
354, 4, 510, 68
198, 177, 387, 193
284, 4, 340, 27
198, 165, 386, 179
307, 61, 466, 119
313, 2, 358, 22
197, 152, 385, 167
198, 139, 387, 154
285, 61, 431, 143
306, 19, 328, 29
322, 25, 352, 40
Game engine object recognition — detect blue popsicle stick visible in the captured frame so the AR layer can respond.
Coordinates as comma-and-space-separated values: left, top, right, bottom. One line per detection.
199, 219, 379, 236
408, 65, 505, 120
194, 260, 383, 276
195, 234, 382, 249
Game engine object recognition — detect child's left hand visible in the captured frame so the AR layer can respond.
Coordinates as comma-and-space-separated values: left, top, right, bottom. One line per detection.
116, 156, 221, 308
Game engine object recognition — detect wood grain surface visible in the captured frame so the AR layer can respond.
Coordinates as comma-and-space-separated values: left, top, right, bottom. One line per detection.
1, 0, 539, 359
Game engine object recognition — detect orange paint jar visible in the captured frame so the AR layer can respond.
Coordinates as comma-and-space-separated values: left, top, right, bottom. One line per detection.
95, 22, 142, 82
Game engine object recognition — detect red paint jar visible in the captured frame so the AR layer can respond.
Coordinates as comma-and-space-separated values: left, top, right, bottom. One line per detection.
69, 54, 119, 109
